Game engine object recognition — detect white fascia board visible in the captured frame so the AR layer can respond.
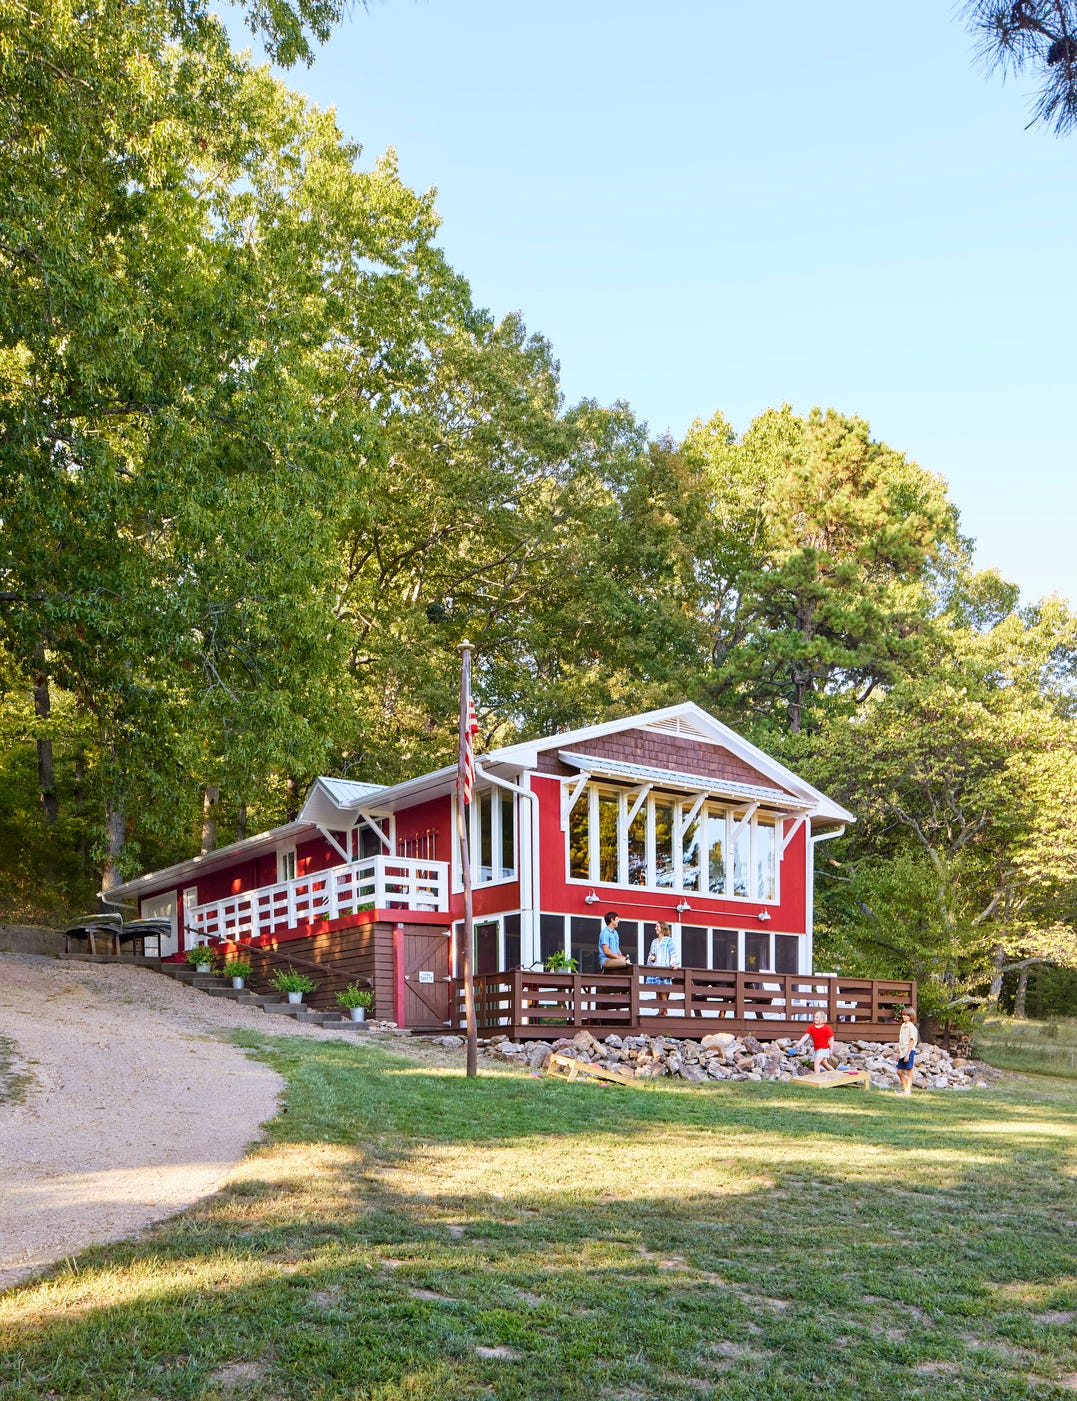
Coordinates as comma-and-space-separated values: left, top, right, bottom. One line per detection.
100, 820, 312, 901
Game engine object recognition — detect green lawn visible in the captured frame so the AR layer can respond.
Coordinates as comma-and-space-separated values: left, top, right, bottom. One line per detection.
974, 1016, 1077, 1080
1, 1035, 1075, 1401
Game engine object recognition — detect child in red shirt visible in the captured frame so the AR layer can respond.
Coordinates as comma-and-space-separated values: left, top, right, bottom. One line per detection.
792, 1011, 837, 1072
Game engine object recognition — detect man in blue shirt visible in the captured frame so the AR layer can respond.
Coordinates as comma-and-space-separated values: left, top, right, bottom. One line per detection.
599, 911, 630, 970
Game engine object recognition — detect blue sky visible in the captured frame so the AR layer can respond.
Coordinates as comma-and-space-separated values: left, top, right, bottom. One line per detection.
223, 0, 1076, 606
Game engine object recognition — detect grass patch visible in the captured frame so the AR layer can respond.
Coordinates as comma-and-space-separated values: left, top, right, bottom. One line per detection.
0, 1034, 32, 1106
974, 1017, 1077, 1080
1, 1035, 1076, 1399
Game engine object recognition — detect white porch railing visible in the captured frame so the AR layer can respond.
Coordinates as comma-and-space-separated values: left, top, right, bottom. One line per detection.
186, 855, 449, 943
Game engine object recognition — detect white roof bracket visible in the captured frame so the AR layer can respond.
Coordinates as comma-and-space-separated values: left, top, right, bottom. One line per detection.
731, 801, 760, 841
682, 792, 707, 830
779, 815, 806, 858
625, 784, 652, 826
561, 772, 590, 830
318, 825, 352, 864
357, 810, 392, 850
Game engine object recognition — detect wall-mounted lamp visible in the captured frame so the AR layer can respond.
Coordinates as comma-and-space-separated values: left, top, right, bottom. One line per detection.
676, 900, 692, 914
584, 890, 601, 905
757, 910, 771, 922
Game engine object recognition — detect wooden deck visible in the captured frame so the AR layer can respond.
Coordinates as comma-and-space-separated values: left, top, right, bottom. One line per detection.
456, 968, 916, 1042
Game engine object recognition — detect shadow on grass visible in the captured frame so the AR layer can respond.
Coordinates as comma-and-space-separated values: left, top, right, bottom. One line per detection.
1, 1036, 1075, 1401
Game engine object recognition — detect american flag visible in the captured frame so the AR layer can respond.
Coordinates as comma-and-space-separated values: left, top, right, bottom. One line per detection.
462, 694, 479, 804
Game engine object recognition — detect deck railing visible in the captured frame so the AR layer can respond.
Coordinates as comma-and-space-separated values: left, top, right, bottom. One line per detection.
188, 855, 449, 942
456, 968, 916, 1039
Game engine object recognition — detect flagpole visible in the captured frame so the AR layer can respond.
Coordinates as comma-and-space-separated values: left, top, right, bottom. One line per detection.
457, 639, 478, 1078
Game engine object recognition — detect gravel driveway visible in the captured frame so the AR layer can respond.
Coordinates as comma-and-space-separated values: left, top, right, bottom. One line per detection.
0, 953, 386, 1290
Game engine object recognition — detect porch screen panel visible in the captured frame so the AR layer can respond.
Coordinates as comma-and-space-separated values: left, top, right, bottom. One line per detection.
774, 934, 798, 974
617, 920, 639, 963
682, 816, 702, 892
571, 916, 602, 974
627, 806, 647, 885
681, 925, 706, 969
499, 791, 515, 878
756, 821, 777, 901
744, 931, 769, 972
733, 815, 750, 896
540, 914, 567, 966
712, 930, 737, 970
654, 801, 675, 888
568, 795, 589, 879
504, 913, 521, 970
475, 920, 499, 975
706, 811, 727, 895
597, 793, 619, 884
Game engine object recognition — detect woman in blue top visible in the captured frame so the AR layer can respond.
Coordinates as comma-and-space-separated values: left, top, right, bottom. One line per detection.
645, 922, 678, 1016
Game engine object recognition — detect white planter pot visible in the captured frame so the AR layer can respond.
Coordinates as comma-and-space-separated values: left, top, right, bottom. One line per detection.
349, 1006, 366, 1022
232, 976, 245, 990
287, 991, 303, 1005
196, 964, 212, 975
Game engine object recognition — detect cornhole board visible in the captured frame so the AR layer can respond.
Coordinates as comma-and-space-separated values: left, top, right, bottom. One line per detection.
789, 1069, 871, 1090
544, 1053, 644, 1088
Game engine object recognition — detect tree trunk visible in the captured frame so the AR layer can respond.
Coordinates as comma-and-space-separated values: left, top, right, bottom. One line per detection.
285, 774, 300, 822
988, 945, 1006, 1008
201, 785, 219, 854
1014, 967, 1030, 1019
33, 641, 58, 826
236, 800, 247, 842
101, 803, 126, 893
73, 749, 88, 871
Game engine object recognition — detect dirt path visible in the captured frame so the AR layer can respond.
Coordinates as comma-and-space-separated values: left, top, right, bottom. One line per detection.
0, 954, 354, 1290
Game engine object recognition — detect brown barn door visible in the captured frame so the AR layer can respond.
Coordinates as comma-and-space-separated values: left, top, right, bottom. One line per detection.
402, 929, 451, 1028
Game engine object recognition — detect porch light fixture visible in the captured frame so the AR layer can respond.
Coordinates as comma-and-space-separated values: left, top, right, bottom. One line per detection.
584, 890, 601, 904
757, 910, 771, 921
675, 899, 692, 913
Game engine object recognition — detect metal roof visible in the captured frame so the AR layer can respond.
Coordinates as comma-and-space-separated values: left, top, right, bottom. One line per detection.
557, 752, 812, 809
316, 777, 386, 808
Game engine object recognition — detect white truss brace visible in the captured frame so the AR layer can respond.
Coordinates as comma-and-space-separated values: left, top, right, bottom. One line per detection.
317, 825, 352, 864
625, 784, 652, 827
682, 791, 707, 830
730, 800, 760, 842
356, 810, 391, 850
561, 772, 590, 830
779, 815, 806, 857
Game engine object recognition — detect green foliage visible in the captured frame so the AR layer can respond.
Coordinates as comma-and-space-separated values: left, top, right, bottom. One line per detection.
225, 958, 253, 981
269, 966, 317, 993
544, 950, 579, 972
964, 1, 1077, 134
185, 946, 216, 968
335, 983, 373, 1009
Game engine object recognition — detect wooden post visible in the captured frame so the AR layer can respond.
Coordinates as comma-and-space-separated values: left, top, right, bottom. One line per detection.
456, 640, 478, 1078
828, 977, 838, 1025
735, 970, 745, 1022
682, 968, 693, 1020
572, 972, 582, 1028
629, 966, 640, 1029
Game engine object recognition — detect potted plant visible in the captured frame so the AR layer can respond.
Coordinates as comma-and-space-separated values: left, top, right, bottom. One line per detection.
226, 957, 253, 990
544, 949, 579, 973
186, 945, 216, 975
336, 984, 374, 1023
270, 967, 317, 1005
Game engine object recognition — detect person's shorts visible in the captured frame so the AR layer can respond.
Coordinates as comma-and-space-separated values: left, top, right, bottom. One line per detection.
897, 1051, 916, 1071
812, 1050, 830, 1068
645, 976, 672, 985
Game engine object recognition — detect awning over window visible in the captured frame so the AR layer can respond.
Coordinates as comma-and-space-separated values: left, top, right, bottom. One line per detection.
557, 751, 813, 814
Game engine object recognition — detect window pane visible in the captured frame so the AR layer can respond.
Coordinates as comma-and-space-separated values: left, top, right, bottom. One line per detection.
654, 801, 675, 888
627, 804, 647, 885
540, 913, 566, 965
756, 821, 776, 901
570, 916, 602, 975
477, 790, 493, 881
744, 932, 769, 972
504, 913, 521, 969
706, 812, 727, 895
475, 919, 499, 975
617, 919, 640, 963
568, 791, 589, 879
682, 814, 702, 892
775, 934, 798, 974
499, 791, 515, 878
712, 930, 738, 970
733, 814, 750, 896
597, 793, 619, 884
681, 925, 706, 968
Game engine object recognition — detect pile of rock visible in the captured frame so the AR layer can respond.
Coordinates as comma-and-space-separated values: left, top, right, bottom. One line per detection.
481, 1029, 1000, 1090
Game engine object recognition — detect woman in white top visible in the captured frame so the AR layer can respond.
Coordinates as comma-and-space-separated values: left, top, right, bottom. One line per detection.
645, 921, 679, 1016
896, 1007, 919, 1095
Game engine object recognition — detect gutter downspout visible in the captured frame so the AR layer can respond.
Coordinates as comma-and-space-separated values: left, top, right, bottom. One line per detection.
806, 823, 846, 975
474, 762, 540, 967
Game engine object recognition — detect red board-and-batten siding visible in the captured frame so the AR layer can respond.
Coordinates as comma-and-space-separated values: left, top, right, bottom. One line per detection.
533, 728, 809, 933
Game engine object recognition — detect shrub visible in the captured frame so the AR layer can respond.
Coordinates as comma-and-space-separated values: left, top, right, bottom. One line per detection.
185, 946, 216, 969
335, 984, 374, 1011
270, 967, 317, 994
226, 958, 253, 981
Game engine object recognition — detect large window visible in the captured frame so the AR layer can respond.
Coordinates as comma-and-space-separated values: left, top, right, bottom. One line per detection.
565, 784, 783, 901
472, 788, 516, 884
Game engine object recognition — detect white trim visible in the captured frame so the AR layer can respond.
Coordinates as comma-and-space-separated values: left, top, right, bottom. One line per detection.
318, 825, 351, 864
560, 772, 590, 830
780, 815, 806, 856
277, 847, 297, 884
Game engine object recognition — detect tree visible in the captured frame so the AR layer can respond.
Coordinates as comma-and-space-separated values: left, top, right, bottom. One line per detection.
963, 1, 1077, 133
